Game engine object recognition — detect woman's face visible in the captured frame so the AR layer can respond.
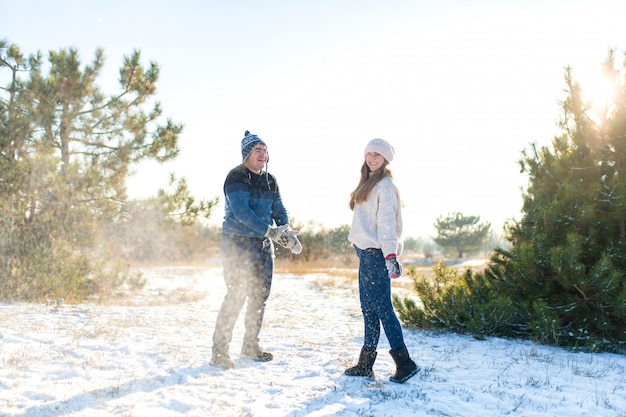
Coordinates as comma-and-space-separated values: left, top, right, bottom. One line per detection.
365, 152, 386, 173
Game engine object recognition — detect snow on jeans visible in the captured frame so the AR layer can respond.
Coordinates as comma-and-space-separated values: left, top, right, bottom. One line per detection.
213, 234, 274, 353
354, 246, 405, 352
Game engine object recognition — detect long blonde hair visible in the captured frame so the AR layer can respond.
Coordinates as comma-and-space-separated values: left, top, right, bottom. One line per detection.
349, 160, 392, 210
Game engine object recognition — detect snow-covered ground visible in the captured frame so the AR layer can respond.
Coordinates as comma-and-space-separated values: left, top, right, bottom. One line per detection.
1, 266, 625, 417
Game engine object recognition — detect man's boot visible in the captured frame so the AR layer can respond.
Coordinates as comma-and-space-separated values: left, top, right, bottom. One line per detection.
344, 348, 377, 380
211, 350, 235, 370
389, 345, 419, 383
241, 345, 273, 362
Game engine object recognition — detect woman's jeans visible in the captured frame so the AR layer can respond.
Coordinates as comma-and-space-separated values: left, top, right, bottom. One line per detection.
355, 246, 405, 351
212, 234, 274, 354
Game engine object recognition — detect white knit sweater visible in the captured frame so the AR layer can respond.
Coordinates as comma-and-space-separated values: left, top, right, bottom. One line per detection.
348, 176, 403, 257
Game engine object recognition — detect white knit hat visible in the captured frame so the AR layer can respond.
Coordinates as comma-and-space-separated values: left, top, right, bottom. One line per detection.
364, 138, 394, 163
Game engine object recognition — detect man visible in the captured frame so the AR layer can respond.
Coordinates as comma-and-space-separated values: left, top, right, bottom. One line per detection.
211, 130, 302, 370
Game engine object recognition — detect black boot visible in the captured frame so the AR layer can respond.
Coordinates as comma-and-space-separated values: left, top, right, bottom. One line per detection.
344, 348, 377, 380
389, 345, 419, 383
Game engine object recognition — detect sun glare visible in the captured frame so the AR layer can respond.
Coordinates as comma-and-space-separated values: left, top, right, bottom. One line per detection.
584, 75, 617, 122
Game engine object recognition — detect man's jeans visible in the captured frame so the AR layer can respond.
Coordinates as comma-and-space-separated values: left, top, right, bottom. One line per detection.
212, 234, 274, 354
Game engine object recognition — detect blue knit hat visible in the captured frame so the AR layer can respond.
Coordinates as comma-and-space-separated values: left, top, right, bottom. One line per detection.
241, 130, 266, 162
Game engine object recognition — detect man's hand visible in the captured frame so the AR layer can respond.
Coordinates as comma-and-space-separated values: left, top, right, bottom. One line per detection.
285, 227, 302, 254
385, 254, 402, 279
265, 225, 302, 254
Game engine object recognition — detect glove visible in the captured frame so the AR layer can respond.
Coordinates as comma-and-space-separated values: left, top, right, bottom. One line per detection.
284, 227, 302, 255
265, 224, 302, 254
385, 254, 402, 279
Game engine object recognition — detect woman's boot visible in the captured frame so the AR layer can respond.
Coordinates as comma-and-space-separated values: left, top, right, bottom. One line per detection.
344, 348, 377, 380
389, 345, 419, 383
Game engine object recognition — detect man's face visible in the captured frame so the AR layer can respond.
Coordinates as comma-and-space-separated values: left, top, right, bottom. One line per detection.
244, 143, 268, 173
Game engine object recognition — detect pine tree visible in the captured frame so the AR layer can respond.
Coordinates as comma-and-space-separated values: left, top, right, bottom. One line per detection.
0, 40, 213, 301
488, 50, 626, 351
394, 50, 626, 352
432, 212, 491, 258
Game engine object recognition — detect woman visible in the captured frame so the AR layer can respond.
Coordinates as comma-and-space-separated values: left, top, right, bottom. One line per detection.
345, 138, 419, 384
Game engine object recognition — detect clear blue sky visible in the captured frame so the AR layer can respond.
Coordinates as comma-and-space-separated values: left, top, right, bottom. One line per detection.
3, 0, 626, 238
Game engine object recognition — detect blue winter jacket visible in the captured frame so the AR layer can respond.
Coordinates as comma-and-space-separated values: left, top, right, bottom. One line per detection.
221, 164, 289, 238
